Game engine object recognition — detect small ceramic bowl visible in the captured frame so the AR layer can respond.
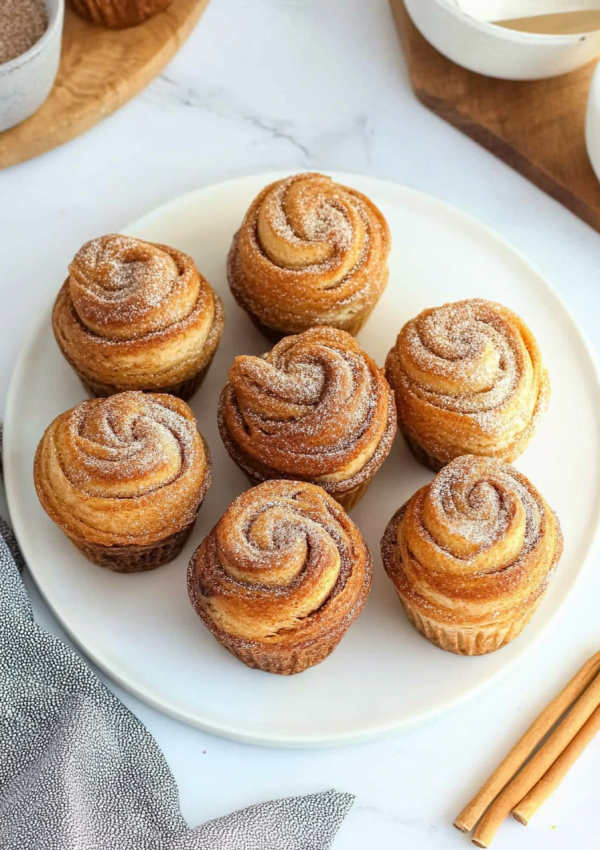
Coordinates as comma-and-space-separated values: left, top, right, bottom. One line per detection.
586, 61, 600, 184
0, 0, 64, 133
405, 0, 600, 81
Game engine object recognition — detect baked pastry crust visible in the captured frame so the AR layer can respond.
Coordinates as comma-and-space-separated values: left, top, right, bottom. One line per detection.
53, 235, 224, 401
385, 299, 549, 471
228, 172, 391, 339
68, 0, 171, 28
381, 455, 562, 655
218, 327, 396, 509
34, 391, 211, 572
188, 479, 373, 674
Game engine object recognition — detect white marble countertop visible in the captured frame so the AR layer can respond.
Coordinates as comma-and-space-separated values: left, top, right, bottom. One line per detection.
2, 0, 600, 846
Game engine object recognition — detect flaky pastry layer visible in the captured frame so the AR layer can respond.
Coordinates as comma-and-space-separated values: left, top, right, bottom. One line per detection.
218, 327, 396, 496
53, 235, 223, 392
228, 173, 391, 337
385, 299, 549, 468
34, 391, 210, 548
381, 455, 562, 641
188, 480, 372, 665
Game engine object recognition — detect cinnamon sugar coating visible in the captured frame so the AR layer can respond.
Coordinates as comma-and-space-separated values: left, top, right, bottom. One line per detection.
228, 173, 391, 339
381, 455, 562, 655
188, 480, 372, 674
53, 235, 224, 401
218, 327, 396, 507
34, 392, 211, 570
385, 299, 549, 470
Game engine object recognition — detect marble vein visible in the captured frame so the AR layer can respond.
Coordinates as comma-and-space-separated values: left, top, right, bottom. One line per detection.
144, 75, 313, 163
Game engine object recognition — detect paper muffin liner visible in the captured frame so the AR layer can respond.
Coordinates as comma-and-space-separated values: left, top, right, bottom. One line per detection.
214, 630, 345, 675
402, 429, 542, 475
68, 518, 197, 573
402, 432, 447, 472
381, 504, 548, 656
329, 476, 374, 510
77, 355, 213, 402
396, 592, 544, 656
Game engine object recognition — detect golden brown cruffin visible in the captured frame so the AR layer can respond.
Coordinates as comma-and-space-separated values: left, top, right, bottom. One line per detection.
34, 391, 211, 572
385, 299, 549, 472
68, 0, 171, 28
187, 479, 373, 675
53, 234, 224, 401
217, 326, 397, 510
381, 455, 562, 656
228, 172, 391, 340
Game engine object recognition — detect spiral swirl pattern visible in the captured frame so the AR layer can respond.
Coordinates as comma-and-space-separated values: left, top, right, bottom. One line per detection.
218, 327, 396, 499
34, 391, 210, 548
385, 299, 549, 469
228, 173, 391, 338
381, 455, 562, 655
52, 235, 224, 397
188, 480, 372, 673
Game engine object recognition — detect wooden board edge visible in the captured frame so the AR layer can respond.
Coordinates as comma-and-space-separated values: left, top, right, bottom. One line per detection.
389, 0, 600, 234
0, 0, 210, 170
416, 87, 600, 232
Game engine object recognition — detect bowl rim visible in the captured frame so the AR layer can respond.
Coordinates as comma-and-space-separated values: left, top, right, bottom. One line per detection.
0, 0, 65, 76
427, 0, 600, 44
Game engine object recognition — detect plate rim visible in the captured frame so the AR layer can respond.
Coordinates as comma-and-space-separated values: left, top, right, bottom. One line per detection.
5, 170, 600, 747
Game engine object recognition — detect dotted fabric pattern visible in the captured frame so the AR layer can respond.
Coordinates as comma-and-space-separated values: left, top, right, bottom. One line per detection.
0, 428, 354, 850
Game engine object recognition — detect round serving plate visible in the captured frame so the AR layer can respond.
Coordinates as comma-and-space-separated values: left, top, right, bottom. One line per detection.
4, 172, 600, 747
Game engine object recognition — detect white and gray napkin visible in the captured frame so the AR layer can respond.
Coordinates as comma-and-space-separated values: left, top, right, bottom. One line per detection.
0, 429, 353, 850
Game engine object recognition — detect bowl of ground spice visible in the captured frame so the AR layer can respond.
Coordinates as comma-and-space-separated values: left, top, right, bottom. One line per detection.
0, 0, 64, 133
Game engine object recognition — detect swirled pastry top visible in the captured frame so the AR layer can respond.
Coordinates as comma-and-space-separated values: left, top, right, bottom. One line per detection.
382, 455, 562, 629
53, 235, 222, 388
385, 299, 549, 462
219, 327, 396, 484
228, 173, 391, 332
34, 392, 210, 547
189, 480, 372, 643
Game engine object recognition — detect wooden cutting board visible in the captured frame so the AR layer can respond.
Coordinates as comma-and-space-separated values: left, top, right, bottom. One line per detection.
390, 0, 600, 233
0, 0, 210, 170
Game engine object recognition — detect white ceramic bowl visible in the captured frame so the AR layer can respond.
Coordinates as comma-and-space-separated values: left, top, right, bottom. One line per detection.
0, 0, 64, 133
586, 61, 600, 183
405, 0, 600, 80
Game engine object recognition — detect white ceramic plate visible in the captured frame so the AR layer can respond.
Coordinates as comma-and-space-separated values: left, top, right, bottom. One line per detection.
5, 172, 600, 747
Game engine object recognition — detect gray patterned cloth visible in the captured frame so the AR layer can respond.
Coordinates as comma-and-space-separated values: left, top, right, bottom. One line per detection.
0, 430, 353, 849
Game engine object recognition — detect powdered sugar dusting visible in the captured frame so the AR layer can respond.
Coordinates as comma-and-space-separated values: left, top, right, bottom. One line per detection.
66, 235, 207, 343
73, 236, 178, 314
251, 175, 378, 281
396, 299, 547, 440
381, 456, 562, 634
225, 327, 390, 479
190, 481, 372, 646
427, 455, 540, 560
63, 393, 198, 500
268, 179, 353, 253
228, 174, 391, 336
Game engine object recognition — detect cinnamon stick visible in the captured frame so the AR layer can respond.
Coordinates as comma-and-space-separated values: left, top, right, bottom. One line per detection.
512, 703, 600, 825
453, 650, 600, 833
471, 668, 600, 847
